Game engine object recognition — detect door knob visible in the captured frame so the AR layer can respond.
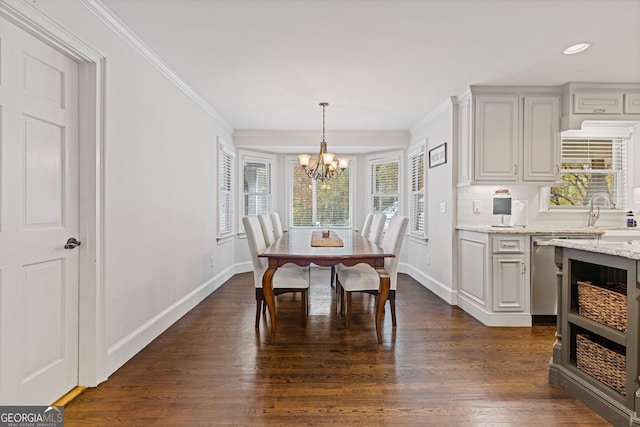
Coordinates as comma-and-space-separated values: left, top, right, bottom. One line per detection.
64, 237, 82, 249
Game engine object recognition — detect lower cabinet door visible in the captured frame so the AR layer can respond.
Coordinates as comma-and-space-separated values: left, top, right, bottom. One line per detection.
492, 255, 526, 311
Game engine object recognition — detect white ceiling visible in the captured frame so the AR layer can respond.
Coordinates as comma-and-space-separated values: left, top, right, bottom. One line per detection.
100, 0, 640, 134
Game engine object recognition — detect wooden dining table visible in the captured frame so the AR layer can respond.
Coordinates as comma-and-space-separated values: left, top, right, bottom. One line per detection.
259, 229, 394, 344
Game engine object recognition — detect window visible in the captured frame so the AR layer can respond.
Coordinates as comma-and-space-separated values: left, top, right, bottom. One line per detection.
550, 137, 627, 209
218, 145, 234, 236
242, 156, 271, 217
409, 148, 425, 236
369, 156, 400, 227
290, 162, 350, 227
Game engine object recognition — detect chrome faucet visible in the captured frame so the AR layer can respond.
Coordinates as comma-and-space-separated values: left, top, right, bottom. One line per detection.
586, 192, 616, 227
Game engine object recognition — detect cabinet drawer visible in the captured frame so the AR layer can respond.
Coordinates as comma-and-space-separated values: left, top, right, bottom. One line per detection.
624, 93, 640, 114
573, 92, 623, 114
492, 236, 524, 253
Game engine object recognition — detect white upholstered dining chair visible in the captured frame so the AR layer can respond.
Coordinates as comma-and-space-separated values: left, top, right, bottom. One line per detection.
332, 212, 387, 287
360, 213, 374, 239
336, 215, 409, 329
257, 213, 276, 246
242, 216, 309, 328
368, 212, 387, 245
270, 212, 284, 240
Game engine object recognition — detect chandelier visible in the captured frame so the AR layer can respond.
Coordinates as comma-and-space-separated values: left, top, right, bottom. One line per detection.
298, 102, 349, 182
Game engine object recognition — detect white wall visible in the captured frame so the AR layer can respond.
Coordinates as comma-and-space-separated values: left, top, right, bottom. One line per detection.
31, 0, 236, 378
406, 101, 455, 303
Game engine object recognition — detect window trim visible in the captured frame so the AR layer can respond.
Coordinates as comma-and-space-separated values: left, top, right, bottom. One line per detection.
366, 150, 404, 229
286, 155, 354, 228
217, 141, 235, 239
238, 149, 275, 232
408, 145, 427, 238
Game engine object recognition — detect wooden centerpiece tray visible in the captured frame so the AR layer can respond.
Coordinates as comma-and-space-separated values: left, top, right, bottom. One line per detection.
310, 230, 344, 247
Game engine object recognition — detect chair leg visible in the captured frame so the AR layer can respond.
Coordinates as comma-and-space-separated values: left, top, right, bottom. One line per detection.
255, 300, 262, 329
330, 266, 336, 287
390, 298, 397, 327
301, 290, 307, 327
337, 280, 345, 315
345, 292, 352, 329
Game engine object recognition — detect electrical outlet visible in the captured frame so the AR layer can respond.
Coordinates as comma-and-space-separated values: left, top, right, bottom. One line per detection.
426, 254, 431, 265
473, 200, 481, 213
440, 202, 446, 213
210, 256, 215, 267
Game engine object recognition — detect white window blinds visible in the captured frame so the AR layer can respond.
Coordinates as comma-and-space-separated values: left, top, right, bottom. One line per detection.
550, 137, 627, 208
370, 159, 399, 225
218, 147, 233, 235
243, 159, 271, 216
290, 163, 350, 227
409, 150, 425, 235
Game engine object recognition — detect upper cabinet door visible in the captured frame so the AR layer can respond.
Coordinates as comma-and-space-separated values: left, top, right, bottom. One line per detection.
474, 94, 519, 182
573, 92, 623, 114
624, 93, 640, 114
522, 95, 560, 181
456, 92, 473, 186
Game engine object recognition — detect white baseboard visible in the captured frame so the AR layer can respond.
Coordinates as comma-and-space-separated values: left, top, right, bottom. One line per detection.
235, 261, 253, 274
401, 262, 457, 305
457, 294, 532, 327
106, 263, 236, 377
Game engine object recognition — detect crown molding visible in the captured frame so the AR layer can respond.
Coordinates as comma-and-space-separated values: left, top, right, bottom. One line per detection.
410, 98, 453, 136
233, 129, 409, 139
79, 0, 233, 135
1, 0, 103, 62
233, 129, 410, 154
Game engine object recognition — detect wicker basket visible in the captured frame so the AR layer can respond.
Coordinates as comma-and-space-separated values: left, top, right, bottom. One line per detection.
577, 281, 627, 332
576, 334, 626, 395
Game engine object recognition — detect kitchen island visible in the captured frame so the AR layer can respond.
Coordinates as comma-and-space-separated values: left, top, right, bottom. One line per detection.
543, 238, 640, 427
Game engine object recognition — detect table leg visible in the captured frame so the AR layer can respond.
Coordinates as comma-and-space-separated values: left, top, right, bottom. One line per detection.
262, 267, 277, 343
375, 267, 390, 344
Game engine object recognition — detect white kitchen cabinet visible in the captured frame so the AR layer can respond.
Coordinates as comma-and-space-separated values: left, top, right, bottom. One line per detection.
491, 236, 526, 312
625, 93, 640, 114
455, 86, 560, 185
474, 94, 520, 182
457, 230, 531, 326
561, 82, 640, 130
522, 95, 560, 181
492, 255, 526, 311
455, 90, 473, 186
458, 230, 488, 308
573, 92, 623, 114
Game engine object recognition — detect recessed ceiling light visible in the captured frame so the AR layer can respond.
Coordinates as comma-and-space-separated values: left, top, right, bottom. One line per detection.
563, 42, 591, 55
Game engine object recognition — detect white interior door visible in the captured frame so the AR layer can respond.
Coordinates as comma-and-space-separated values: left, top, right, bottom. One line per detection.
0, 16, 80, 405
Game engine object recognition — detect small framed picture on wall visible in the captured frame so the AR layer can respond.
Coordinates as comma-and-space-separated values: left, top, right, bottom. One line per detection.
428, 143, 447, 168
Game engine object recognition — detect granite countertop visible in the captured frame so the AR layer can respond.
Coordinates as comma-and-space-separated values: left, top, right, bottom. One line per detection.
456, 225, 610, 235
536, 238, 640, 260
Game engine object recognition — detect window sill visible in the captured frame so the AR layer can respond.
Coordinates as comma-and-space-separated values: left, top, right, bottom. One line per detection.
409, 234, 428, 245
217, 234, 236, 245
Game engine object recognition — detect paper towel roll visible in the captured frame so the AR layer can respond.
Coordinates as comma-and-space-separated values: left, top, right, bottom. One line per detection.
509, 200, 527, 226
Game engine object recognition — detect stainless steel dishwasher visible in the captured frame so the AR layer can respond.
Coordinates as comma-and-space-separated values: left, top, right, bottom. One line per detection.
531, 234, 595, 323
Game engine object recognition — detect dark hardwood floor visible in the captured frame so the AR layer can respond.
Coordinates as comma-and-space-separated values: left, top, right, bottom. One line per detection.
64, 269, 609, 426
